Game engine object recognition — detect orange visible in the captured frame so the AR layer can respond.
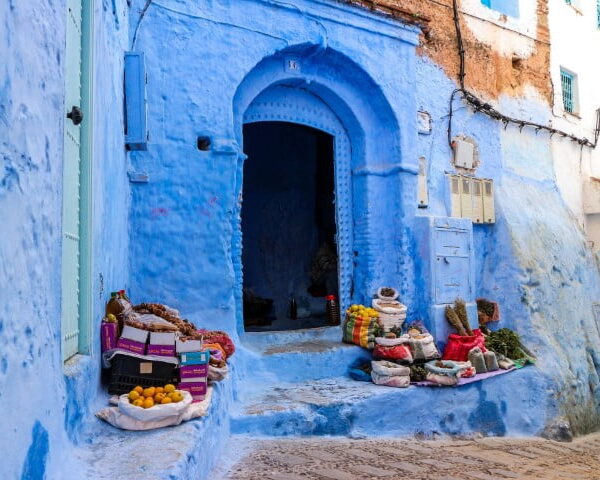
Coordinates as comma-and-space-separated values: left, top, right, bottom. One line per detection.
171, 392, 183, 403
142, 387, 156, 398
143, 397, 155, 409
154, 393, 166, 403
164, 384, 176, 393
133, 386, 144, 394
155, 387, 164, 394
160, 397, 173, 405
133, 399, 144, 408
128, 391, 140, 401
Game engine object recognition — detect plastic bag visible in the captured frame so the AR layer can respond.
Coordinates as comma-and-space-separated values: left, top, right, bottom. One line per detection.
373, 343, 413, 364
125, 313, 179, 332
442, 329, 487, 362
97, 389, 212, 431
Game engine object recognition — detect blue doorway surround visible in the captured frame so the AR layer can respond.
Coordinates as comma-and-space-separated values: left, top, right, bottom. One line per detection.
232, 45, 405, 335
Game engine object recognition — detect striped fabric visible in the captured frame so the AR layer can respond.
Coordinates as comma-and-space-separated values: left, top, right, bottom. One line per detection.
343, 315, 376, 349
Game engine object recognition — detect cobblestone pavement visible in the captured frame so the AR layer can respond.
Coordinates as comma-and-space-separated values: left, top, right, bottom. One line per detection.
223, 433, 600, 480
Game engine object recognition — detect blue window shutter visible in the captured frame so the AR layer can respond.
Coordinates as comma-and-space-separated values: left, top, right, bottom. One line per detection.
560, 69, 575, 113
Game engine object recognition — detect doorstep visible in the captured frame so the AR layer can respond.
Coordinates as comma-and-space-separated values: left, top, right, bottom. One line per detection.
74, 378, 233, 480
231, 367, 551, 438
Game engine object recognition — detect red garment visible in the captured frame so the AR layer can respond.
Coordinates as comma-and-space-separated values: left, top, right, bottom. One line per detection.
197, 329, 235, 357
442, 329, 487, 362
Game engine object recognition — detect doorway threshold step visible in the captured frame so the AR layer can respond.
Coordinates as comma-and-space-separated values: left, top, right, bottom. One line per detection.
231, 368, 548, 438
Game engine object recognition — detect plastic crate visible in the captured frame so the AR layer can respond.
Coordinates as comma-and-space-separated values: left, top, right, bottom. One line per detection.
108, 353, 178, 395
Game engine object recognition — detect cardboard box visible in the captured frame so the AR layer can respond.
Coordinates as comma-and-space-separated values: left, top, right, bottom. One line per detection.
101, 322, 118, 352
178, 381, 207, 403
116, 337, 146, 355
147, 344, 176, 357
176, 338, 202, 353
180, 351, 210, 365
120, 325, 149, 343
180, 363, 208, 379
150, 331, 177, 345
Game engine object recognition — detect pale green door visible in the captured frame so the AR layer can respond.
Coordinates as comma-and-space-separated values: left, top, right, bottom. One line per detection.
61, 0, 84, 361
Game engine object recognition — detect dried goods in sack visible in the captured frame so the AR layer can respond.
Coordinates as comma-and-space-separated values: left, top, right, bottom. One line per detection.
468, 347, 487, 374
342, 309, 381, 349
442, 329, 487, 362
371, 360, 410, 388
373, 336, 413, 364
372, 298, 407, 332
405, 323, 440, 361
454, 299, 473, 336
445, 305, 467, 336
424, 359, 462, 386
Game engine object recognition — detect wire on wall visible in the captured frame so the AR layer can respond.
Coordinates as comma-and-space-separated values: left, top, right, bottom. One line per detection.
448, 0, 600, 150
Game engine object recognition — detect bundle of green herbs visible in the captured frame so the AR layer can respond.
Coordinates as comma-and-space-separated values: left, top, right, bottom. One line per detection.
485, 328, 528, 360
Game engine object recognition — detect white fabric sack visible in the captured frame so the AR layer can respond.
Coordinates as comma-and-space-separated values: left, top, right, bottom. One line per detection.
371, 360, 410, 377
371, 371, 410, 388
96, 388, 213, 430
372, 299, 407, 331
408, 333, 439, 361
374, 335, 410, 347
426, 372, 458, 386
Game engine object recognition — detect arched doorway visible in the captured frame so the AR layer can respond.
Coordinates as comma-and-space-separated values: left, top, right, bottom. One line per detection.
231, 46, 405, 336
240, 86, 353, 332
242, 122, 337, 331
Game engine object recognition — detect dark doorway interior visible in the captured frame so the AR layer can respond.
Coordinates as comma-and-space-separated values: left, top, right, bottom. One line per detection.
242, 122, 338, 332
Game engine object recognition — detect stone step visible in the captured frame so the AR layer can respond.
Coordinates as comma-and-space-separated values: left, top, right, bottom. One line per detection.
231, 368, 548, 438
75, 380, 233, 480
239, 326, 369, 384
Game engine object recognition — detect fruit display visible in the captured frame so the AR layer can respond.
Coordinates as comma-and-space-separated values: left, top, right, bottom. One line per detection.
346, 304, 379, 320
127, 384, 184, 408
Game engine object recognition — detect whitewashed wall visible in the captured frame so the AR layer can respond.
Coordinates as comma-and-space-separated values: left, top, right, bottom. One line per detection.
548, 0, 600, 248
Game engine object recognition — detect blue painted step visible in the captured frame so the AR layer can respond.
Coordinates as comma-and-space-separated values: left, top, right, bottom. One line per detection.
231, 369, 549, 438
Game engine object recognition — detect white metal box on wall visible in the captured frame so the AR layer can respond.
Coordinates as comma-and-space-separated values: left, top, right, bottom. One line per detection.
415, 216, 478, 350
447, 174, 495, 224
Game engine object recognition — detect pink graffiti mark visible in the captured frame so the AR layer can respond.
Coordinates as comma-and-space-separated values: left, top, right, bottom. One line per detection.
199, 196, 219, 218
151, 207, 169, 218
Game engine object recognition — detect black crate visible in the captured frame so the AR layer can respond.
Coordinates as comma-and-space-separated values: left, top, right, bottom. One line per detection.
108, 353, 178, 395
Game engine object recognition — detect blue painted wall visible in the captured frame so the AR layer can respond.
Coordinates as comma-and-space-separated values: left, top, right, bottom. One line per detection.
128, 0, 600, 433
0, 0, 129, 477
4, 0, 600, 477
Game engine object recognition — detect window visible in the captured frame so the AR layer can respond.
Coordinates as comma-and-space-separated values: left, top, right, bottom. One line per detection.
560, 69, 577, 114
480, 0, 519, 18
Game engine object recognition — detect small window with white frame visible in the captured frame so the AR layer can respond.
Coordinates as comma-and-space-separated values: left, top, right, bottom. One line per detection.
560, 68, 579, 115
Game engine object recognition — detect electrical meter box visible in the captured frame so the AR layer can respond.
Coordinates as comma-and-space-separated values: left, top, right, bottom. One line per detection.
414, 216, 478, 351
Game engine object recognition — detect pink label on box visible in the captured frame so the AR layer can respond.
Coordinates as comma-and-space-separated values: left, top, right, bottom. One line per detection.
180, 364, 208, 378
147, 344, 176, 357
116, 337, 146, 355
178, 381, 207, 396
101, 323, 117, 352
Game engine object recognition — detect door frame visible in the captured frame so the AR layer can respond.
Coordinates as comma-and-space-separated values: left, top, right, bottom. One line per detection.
240, 86, 354, 327
77, 0, 93, 355
61, 0, 94, 359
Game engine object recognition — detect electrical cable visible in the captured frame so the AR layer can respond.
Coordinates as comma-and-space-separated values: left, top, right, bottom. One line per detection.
447, 0, 599, 150
131, 0, 153, 49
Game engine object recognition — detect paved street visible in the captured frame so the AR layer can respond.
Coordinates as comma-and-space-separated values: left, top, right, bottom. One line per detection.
223, 433, 600, 480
